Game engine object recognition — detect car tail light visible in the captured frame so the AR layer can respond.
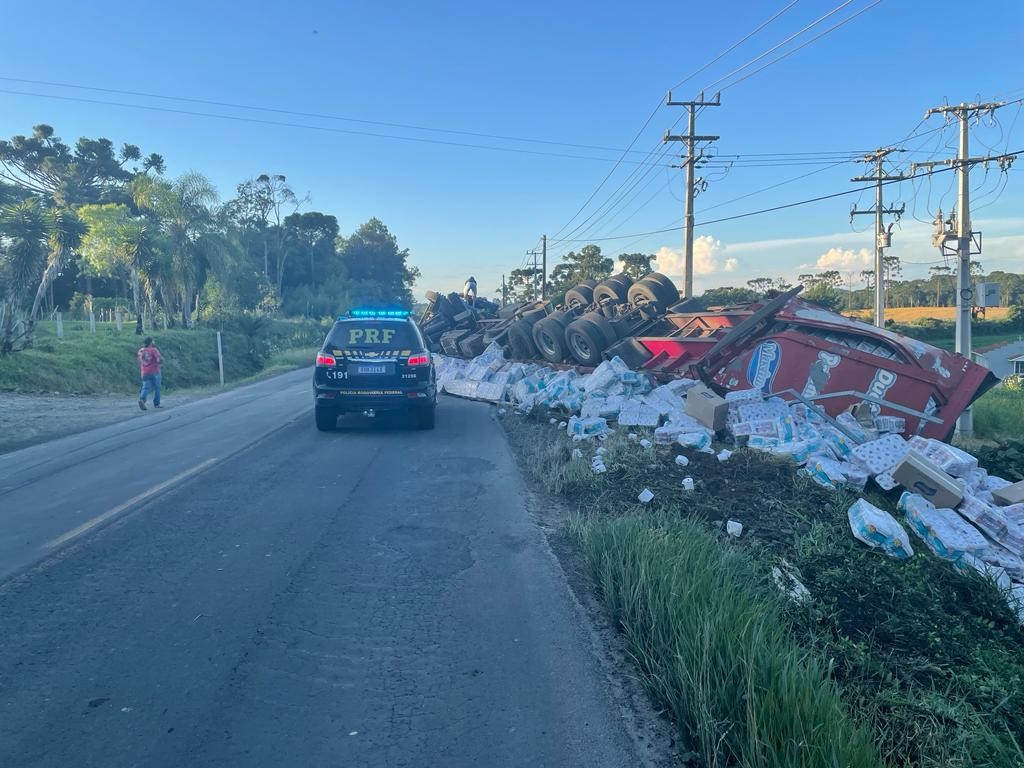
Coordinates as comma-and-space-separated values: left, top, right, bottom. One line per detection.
407, 354, 430, 366
316, 353, 336, 367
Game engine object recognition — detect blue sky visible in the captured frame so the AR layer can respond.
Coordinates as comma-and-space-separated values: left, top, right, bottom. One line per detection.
1, 0, 1022, 299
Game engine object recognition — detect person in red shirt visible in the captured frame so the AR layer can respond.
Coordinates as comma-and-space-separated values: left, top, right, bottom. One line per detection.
137, 337, 163, 410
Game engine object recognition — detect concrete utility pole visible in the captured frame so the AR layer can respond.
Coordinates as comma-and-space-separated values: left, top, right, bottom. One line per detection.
663, 90, 720, 299
850, 148, 908, 328
541, 235, 547, 299
912, 100, 1016, 437
501, 274, 508, 307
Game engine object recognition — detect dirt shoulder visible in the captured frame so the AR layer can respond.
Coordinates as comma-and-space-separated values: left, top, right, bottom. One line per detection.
0, 362, 310, 456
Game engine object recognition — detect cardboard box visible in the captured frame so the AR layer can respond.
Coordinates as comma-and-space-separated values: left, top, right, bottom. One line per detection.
892, 452, 964, 509
992, 480, 1024, 507
685, 384, 729, 431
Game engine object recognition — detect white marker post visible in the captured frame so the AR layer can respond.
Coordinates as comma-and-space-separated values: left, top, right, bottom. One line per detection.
55, 312, 64, 339
115, 311, 122, 332
216, 331, 225, 387
89, 311, 96, 334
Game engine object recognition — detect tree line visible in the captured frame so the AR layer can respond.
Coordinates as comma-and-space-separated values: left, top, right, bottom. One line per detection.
0, 123, 418, 354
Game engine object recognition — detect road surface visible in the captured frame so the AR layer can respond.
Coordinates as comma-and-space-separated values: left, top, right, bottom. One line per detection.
0, 369, 647, 767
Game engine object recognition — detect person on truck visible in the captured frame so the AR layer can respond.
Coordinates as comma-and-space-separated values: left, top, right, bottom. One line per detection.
464, 276, 478, 306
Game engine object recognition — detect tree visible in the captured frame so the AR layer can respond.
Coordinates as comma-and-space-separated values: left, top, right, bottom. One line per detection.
0, 124, 162, 206
698, 286, 759, 308
548, 244, 614, 295
338, 218, 418, 308
929, 265, 952, 306
747, 277, 774, 295
508, 267, 542, 303
28, 207, 86, 325
773, 277, 793, 292
0, 198, 48, 354
618, 252, 654, 279
803, 283, 843, 312
226, 174, 300, 279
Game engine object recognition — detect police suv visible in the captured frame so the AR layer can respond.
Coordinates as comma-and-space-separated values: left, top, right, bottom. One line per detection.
313, 309, 437, 431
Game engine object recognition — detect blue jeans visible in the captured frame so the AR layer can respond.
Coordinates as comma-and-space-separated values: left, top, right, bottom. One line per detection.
140, 373, 161, 406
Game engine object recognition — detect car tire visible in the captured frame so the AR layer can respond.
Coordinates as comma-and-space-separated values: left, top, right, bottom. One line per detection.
566, 317, 610, 366
416, 404, 436, 430
315, 408, 337, 432
532, 316, 569, 363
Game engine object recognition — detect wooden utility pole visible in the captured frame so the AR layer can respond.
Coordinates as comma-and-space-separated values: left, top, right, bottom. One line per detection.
541, 235, 547, 299
663, 90, 720, 299
850, 148, 908, 327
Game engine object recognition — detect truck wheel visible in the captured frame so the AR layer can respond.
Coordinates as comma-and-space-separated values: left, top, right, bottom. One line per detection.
533, 317, 569, 363
565, 318, 609, 367
627, 280, 663, 308
315, 408, 337, 432
565, 284, 594, 308
578, 311, 618, 346
639, 272, 680, 305
507, 319, 539, 359
593, 276, 631, 305
580, 277, 599, 288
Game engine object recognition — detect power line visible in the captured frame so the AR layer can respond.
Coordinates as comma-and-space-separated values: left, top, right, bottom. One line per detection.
716, 1, 884, 92
0, 75, 655, 157
0, 88, 678, 166
550, 162, 965, 243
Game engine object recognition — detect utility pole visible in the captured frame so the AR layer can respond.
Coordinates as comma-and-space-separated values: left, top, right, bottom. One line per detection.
850, 148, 908, 328
525, 248, 542, 301
541, 235, 547, 299
501, 274, 507, 307
663, 90, 720, 299
911, 100, 1016, 437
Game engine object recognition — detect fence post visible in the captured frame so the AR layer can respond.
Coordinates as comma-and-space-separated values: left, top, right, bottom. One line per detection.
89, 311, 96, 333
55, 312, 64, 339
216, 331, 225, 387
115, 311, 123, 332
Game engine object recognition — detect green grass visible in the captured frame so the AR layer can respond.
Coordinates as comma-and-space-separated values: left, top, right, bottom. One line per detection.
0, 320, 318, 394
927, 334, 1021, 353
581, 514, 879, 768
502, 412, 1024, 767
972, 387, 1024, 442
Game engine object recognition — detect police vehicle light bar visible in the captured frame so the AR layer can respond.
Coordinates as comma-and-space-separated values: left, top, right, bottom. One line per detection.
345, 308, 411, 319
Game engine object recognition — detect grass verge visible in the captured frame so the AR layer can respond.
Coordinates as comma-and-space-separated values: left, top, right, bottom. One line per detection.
502, 411, 1024, 767
972, 387, 1024, 442
0, 320, 319, 394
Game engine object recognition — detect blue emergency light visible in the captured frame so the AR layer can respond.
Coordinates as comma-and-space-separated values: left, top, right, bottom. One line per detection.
344, 308, 411, 319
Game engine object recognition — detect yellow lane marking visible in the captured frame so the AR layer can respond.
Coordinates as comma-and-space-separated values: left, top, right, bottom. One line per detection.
44, 458, 219, 550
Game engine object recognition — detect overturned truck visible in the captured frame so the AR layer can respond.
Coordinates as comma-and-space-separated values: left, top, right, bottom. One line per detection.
419, 273, 997, 441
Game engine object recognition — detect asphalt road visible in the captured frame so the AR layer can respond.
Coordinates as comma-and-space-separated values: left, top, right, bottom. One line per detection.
0, 370, 644, 767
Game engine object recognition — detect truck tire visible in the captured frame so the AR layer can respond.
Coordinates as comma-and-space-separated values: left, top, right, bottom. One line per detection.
507, 319, 539, 360
580, 277, 599, 288
565, 284, 594, 309
633, 272, 679, 306
565, 317, 610, 367
578, 311, 618, 346
605, 337, 653, 369
532, 316, 569, 363
593, 275, 631, 305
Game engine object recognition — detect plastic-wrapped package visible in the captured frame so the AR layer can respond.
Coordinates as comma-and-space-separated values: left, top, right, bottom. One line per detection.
848, 499, 915, 559
958, 494, 1010, 541
875, 472, 899, 491
907, 436, 978, 477
851, 434, 909, 475
738, 401, 789, 422
566, 415, 609, 438
724, 388, 764, 406
677, 432, 712, 450
874, 415, 906, 434
618, 398, 661, 427
898, 492, 988, 563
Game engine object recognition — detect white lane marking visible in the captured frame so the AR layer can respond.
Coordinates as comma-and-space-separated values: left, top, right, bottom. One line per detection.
44, 458, 219, 550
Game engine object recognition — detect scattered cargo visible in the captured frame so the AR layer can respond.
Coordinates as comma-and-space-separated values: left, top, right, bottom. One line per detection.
422, 272, 996, 441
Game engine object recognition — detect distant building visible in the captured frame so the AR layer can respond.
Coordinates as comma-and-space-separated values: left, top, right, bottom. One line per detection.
973, 339, 1024, 380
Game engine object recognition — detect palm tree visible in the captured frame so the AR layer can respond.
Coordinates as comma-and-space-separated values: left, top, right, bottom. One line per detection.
0, 199, 48, 354
28, 208, 87, 323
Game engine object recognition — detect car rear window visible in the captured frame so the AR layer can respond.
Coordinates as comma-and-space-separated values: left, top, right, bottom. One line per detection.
325, 320, 423, 350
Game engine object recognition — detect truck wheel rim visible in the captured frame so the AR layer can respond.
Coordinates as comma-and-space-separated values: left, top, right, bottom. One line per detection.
568, 332, 592, 361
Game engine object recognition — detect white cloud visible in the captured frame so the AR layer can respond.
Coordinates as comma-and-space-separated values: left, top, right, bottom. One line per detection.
816, 247, 873, 269
655, 235, 736, 282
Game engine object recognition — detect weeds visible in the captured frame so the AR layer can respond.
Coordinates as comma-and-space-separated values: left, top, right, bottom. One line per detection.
502, 411, 1024, 767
